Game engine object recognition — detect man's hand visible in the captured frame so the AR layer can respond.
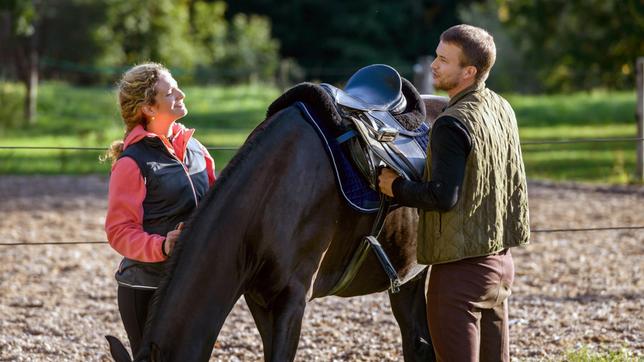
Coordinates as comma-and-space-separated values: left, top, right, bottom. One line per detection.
378, 167, 400, 197
164, 222, 184, 256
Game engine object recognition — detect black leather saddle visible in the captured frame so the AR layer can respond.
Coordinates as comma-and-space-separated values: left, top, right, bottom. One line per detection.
318, 64, 430, 294
320, 64, 428, 189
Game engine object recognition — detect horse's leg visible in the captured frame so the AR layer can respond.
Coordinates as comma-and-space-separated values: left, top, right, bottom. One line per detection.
248, 284, 307, 362
244, 294, 274, 360
388, 268, 436, 362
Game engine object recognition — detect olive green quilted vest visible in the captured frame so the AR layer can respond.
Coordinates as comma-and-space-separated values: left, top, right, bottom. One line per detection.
417, 83, 530, 265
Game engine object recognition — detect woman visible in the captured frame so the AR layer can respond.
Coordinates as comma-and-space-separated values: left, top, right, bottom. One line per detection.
103, 62, 215, 355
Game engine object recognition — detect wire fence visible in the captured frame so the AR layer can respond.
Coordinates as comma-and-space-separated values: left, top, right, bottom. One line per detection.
0, 137, 643, 151
1, 224, 644, 246
0, 146, 240, 151
0, 136, 642, 247
521, 137, 644, 145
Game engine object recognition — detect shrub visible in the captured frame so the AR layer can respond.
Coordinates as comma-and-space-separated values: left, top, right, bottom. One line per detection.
0, 82, 25, 131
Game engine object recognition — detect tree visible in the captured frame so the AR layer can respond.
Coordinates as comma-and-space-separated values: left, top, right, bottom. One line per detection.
38, 0, 112, 84
1, 0, 117, 123
497, 0, 644, 91
1, 0, 282, 106
227, 0, 471, 82
216, 13, 280, 83
458, 0, 541, 93
101, 0, 197, 74
1, 0, 40, 125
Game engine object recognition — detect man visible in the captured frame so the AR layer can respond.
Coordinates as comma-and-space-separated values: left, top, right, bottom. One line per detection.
378, 24, 530, 361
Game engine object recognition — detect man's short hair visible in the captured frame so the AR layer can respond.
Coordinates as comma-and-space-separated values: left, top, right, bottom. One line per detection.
440, 24, 496, 82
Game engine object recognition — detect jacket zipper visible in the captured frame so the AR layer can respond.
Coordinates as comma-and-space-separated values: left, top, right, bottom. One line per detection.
438, 213, 442, 236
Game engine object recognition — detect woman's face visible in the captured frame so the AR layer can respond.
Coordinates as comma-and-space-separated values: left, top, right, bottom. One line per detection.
148, 71, 187, 125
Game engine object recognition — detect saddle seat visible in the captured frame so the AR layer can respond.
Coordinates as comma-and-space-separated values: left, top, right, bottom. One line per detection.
324, 64, 407, 114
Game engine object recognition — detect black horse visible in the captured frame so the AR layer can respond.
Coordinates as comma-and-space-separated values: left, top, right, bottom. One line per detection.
107, 74, 448, 362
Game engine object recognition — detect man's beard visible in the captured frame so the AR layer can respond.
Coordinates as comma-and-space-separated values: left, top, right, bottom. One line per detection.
433, 75, 459, 92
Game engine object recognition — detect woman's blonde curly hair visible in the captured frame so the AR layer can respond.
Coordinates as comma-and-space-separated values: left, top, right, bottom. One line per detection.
102, 62, 169, 164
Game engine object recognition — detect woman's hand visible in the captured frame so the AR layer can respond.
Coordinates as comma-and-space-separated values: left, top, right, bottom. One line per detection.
163, 222, 184, 256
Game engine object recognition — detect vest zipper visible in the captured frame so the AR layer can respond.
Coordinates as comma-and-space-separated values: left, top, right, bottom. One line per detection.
163, 139, 199, 208
438, 212, 442, 236
180, 161, 199, 207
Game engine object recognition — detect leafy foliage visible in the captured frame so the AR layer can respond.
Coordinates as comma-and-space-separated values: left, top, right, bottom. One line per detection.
457, 0, 541, 92
0, 82, 26, 131
5, 0, 641, 91
1, 0, 281, 85
102, 0, 194, 70
217, 14, 280, 83
226, 0, 470, 81
497, 0, 644, 91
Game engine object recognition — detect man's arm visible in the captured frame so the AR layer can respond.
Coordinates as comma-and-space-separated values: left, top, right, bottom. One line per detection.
390, 116, 471, 212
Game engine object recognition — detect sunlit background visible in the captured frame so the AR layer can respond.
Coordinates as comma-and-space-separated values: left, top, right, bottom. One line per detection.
0, 1, 642, 361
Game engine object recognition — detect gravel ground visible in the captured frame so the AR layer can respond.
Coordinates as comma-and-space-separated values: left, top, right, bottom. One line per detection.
0, 176, 642, 361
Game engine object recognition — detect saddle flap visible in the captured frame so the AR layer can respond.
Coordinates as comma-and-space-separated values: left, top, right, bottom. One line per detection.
349, 112, 427, 183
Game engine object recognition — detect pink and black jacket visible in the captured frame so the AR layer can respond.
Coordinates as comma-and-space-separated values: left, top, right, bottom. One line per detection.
105, 123, 215, 289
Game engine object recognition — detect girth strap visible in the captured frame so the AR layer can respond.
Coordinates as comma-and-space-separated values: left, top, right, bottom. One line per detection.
365, 236, 401, 293
326, 194, 403, 295
365, 194, 401, 293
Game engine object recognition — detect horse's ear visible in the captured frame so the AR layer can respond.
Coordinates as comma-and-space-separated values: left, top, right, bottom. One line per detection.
105, 335, 132, 362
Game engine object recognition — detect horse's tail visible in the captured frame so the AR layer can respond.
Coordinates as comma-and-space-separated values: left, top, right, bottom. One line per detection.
105, 335, 132, 362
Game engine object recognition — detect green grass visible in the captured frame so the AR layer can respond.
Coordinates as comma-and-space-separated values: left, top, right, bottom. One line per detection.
0, 82, 280, 174
507, 91, 639, 183
0, 82, 639, 183
560, 346, 638, 362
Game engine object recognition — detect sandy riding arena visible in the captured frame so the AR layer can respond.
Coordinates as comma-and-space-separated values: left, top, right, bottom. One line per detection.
0, 175, 642, 361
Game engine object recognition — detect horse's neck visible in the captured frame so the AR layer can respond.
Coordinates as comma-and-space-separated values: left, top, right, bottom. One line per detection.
143, 107, 338, 358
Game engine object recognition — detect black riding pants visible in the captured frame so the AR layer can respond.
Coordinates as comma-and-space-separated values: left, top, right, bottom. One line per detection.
117, 286, 155, 356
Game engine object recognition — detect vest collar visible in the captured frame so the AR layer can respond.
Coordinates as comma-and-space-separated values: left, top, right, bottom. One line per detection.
447, 82, 486, 108
124, 123, 195, 161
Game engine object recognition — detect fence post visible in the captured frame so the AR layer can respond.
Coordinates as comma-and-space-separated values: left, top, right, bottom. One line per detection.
637, 57, 644, 182
413, 56, 434, 94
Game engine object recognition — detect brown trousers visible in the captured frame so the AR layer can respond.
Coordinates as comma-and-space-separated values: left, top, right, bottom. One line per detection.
427, 249, 514, 362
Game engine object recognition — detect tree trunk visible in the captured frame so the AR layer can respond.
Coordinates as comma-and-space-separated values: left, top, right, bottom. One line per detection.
0, 11, 11, 74
24, 9, 38, 126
